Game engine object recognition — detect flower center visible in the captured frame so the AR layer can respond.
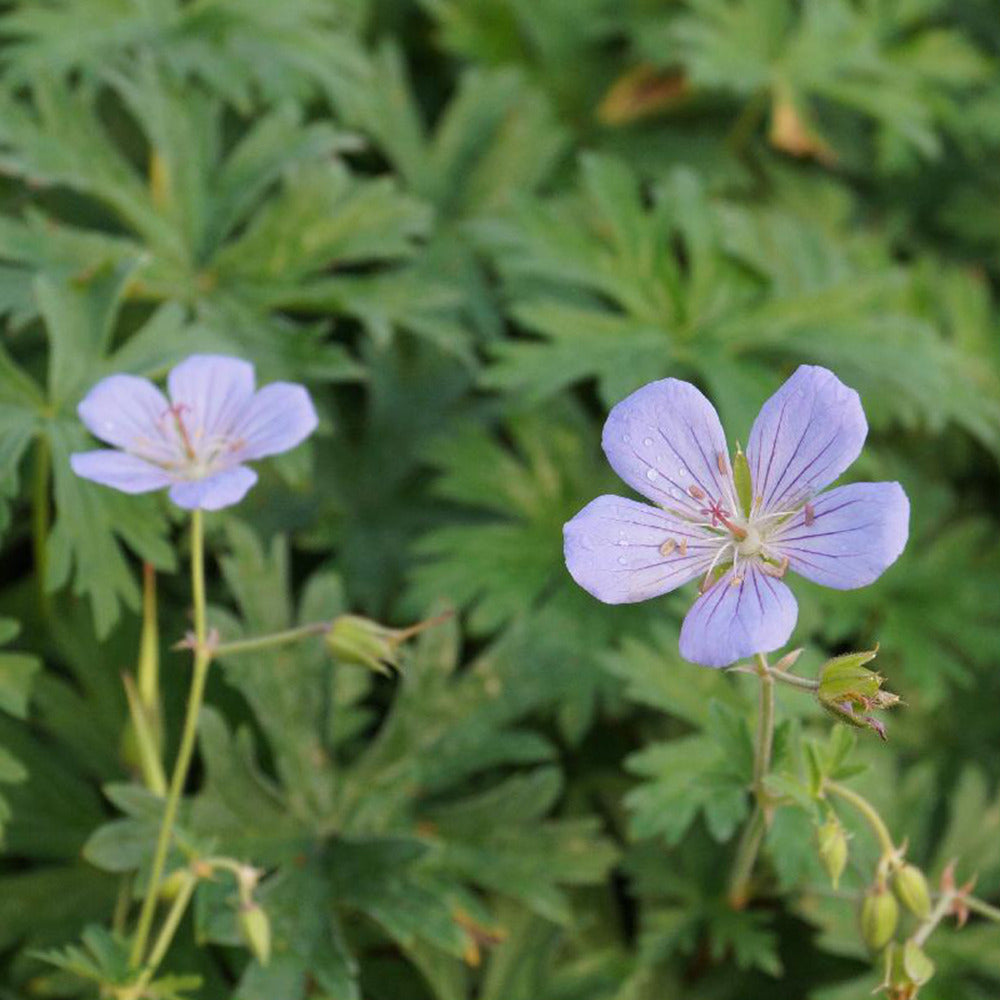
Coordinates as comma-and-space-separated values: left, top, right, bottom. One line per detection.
737, 525, 763, 557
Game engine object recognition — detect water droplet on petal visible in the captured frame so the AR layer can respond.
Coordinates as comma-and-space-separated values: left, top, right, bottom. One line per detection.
617, 539, 628, 547
623, 434, 631, 443
643, 437, 653, 447
617, 555, 627, 565
645, 468, 658, 481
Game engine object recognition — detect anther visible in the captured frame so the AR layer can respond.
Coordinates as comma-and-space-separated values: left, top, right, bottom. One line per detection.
729, 574, 744, 587
678, 538, 688, 556
659, 538, 676, 557
688, 484, 706, 500
716, 452, 727, 475
804, 503, 815, 526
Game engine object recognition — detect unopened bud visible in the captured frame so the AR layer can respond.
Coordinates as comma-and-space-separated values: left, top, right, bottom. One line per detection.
861, 885, 899, 951
818, 649, 881, 702
817, 817, 848, 889
324, 612, 450, 675
893, 864, 932, 920
158, 869, 189, 902
238, 902, 271, 966
773, 647, 804, 673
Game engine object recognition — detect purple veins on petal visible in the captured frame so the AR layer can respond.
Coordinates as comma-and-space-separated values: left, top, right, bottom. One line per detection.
601, 378, 735, 519
679, 564, 798, 669
746, 365, 867, 514
564, 495, 718, 604
769, 482, 910, 589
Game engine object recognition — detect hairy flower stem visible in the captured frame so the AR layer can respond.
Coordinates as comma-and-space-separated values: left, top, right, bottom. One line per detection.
966, 896, 1000, 922
912, 889, 957, 948
129, 510, 211, 970
825, 781, 896, 858
728, 653, 776, 909
213, 621, 330, 658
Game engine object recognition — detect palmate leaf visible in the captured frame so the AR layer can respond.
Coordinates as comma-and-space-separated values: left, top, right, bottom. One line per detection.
0, 63, 463, 373
631, 0, 992, 171
170, 526, 617, 999
479, 153, 1000, 453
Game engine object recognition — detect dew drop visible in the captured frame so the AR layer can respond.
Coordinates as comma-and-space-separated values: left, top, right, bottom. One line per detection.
645, 468, 658, 481
623, 434, 631, 443
643, 437, 653, 447
617, 539, 628, 547
617, 555, 627, 565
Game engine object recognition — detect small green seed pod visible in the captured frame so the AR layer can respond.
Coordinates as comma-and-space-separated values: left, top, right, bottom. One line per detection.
893, 864, 932, 920
861, 885, 899, 951
238, 902, 272, 966
816, 817, 848, 890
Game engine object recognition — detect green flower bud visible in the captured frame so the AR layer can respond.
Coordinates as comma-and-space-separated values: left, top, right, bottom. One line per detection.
861, 885, 899, 951
901, 940, 935, 986
157, 869, 190, 902
324, 612, 450, 675
893, 864, 932, 920
238, 902, 272, 966
818, 649, 881, 703
816, 817, 848, 890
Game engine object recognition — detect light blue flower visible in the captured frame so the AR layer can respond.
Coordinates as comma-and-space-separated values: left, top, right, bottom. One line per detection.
70, 355, 318, 511
564, 366, 910, 668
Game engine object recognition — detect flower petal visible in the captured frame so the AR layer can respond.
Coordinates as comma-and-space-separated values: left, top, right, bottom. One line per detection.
564, 495, 720, 604
78, 374, 172, 458
679, 564, 798, 668
746, 366, 867, 514
601, 378, 735, 518
168, 466, 258, 510
234, 383, 318, 460
769, 482, 909, 590
167, 354, 256, 440
70, 450, 173, 494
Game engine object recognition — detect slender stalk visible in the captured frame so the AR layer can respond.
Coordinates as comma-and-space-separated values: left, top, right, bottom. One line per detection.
213, 621, 329, 658
966, 895, 1000, 923
32, 436, 50, 618
129, 510, 211, 969
912, 890, 957, 948
728, 653, 776, 908
825, 781, 896, 858
769, 669, 819, 692
144, 873, 197, 971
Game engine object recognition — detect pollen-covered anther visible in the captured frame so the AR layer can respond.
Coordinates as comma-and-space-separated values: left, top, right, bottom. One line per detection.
678, 538, 688, 556
659, 538, 676, 557
759, 556, 789, 579
804, 502, 816, 526
688, 484, 706, 500
716, 452, 728, 475
729, 574, 744, 587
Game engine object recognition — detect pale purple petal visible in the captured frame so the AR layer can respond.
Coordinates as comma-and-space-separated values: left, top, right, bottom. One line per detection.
601, 378, 735, 519
564, 495, 720, 604
769, 482, 909, 590
168, 465, 258, 510
233, 383, 318, 460
679, 565, 798, 668
167, 355, 256, 440
78, 374, 172, 458
70, 450, 173, 494
746, 366, 867, 514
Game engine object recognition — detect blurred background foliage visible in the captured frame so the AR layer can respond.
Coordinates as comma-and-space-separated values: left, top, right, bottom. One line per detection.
0, 0, 999, 997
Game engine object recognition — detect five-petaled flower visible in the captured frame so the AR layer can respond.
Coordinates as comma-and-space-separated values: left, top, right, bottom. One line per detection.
563, 366, 909, 668
70, 354, 318, 511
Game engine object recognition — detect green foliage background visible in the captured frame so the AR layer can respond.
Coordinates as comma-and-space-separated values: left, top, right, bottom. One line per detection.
0, 0, 999, 997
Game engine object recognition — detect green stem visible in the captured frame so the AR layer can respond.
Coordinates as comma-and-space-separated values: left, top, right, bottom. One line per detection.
825, 781, 896, 858
727, 653, 776, 908
213, 622, 329, 658
912, 890, 956, 949
129, 510, 211, 969
769, 669, 819, 692
32, 435, 50, 618
125, 874, 198, 1000
966, 895, 1000, 923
